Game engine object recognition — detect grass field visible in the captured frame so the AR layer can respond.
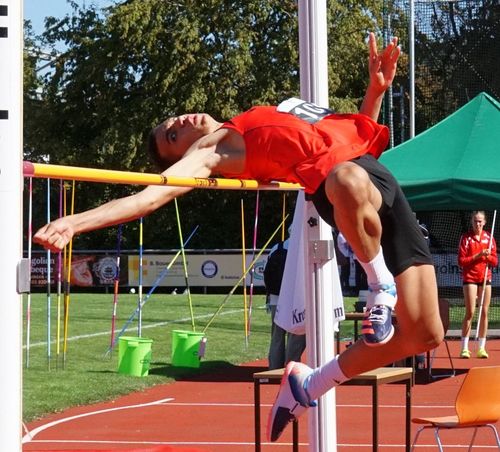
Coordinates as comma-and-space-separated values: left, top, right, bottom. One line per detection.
23, 292, 271, 421
446, 297, 500, 332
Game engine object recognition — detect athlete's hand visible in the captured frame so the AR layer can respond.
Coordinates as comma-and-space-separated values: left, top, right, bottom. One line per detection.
33, 218, 75, 252
367, 32, 400, 94
474, 248, 490, 262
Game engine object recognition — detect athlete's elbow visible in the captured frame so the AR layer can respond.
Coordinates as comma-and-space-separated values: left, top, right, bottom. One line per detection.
144, 188, 190, 215
140, 200, 160, 217
142, 195, 172, 215
129, 194, 164, 218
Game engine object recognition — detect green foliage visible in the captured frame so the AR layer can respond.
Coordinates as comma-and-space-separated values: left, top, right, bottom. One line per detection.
24, 0, 386, 249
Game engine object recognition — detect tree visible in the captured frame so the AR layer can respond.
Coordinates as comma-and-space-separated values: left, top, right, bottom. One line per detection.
25, 0, 384, 250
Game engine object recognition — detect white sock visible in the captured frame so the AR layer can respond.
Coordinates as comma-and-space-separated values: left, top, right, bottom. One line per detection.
358, 247, 394, 288
358, 248, 395, 309
305, 356, 348, 401
461, 336, 469, 350
478, 337, 486, 349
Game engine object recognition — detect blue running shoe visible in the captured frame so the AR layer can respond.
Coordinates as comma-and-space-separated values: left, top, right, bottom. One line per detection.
362, 283, 396, 346
267, 361, 316, 442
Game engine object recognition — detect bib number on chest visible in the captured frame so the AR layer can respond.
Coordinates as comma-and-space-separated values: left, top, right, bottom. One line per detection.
277, 97, 335, 124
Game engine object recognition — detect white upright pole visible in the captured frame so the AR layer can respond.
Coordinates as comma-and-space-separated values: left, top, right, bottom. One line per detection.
0, 0, 24, 450
298, 2, 342, 451
298, 0, 329, 106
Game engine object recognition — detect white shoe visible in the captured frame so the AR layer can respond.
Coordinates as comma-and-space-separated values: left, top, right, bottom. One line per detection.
267, 361, 316, 442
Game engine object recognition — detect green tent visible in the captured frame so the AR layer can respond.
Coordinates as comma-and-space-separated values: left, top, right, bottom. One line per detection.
380, 92, 500, 211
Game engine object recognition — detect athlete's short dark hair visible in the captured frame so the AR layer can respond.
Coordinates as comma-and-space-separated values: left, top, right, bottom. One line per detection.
147, 129, 170, 170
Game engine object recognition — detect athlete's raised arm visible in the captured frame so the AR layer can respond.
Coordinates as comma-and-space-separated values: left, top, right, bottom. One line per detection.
360, 32, 400, 121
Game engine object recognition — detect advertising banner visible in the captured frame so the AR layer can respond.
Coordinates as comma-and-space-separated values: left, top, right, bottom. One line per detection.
30, 251, 500, 289
30, 254, 54, 287
30, 253, 127, 287
128, 253, 268, 287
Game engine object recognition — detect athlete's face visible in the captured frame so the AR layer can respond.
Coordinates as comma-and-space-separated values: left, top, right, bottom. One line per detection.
472, 213, 486, 235
153, 114, 217, 166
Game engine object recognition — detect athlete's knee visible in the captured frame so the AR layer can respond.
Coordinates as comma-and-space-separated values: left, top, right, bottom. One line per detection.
325, 162, 370, 205
423, 322, 444, 350
409, 320, 444, 354
395, 310, 444, 355
327, 162, 369, 192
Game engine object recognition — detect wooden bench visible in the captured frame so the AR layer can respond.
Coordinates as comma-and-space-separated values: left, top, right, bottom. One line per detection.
253, 366, 413, 452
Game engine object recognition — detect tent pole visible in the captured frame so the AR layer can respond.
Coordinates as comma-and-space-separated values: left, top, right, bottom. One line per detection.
409, 0, 416, 138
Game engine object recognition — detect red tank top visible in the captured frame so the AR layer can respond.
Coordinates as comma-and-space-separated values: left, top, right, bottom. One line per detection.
221, 103, 389, 193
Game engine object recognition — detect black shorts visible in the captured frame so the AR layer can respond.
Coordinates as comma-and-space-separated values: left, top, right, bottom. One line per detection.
463, 281, 491, 286
307, 154, 433, 277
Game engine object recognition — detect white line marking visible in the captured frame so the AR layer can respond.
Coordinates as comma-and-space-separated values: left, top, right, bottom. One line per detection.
22, 397, 174, 444
24, 398, 457, 445
25, 439, 500, 449
158, 401, 456, 409
24, 398, 498, 449
25, 308, 246, 348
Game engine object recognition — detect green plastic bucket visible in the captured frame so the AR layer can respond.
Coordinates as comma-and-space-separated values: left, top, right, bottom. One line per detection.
171, 330, 207, 368
118, 336, 153, 377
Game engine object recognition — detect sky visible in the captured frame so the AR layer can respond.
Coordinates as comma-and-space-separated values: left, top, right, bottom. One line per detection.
24, 0, 115, 35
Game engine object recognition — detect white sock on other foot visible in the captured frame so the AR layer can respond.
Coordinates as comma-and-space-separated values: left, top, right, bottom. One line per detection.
305, 356, 348, 401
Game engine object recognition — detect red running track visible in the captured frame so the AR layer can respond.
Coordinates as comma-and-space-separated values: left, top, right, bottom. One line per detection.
23, 339, 500, 451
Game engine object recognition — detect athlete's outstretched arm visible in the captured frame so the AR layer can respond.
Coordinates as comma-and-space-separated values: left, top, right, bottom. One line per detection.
360, 32, 400, 121
33, 184, 184, 252
33, 129, 230, 252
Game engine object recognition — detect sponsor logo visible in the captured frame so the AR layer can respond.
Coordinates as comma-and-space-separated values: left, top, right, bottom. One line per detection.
201, 260, 218, 278
292, 308, 306, 325
333, 306, 344, 319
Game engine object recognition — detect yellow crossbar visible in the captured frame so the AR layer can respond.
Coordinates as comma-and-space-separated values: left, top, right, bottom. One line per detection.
23, 162, 303, 191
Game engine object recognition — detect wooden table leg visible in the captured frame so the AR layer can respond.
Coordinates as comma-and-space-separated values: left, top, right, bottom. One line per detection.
372, 383, 378, 452
254, 379, 261, 452
293, 419, 299, 452
406, 379, 411, 451
353, 318, 360, 342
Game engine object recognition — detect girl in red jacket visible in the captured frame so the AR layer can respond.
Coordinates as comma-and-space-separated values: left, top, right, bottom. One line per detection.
458, 211, 498, 358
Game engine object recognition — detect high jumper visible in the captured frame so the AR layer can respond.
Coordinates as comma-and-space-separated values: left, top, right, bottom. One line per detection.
33, 32, 444, 442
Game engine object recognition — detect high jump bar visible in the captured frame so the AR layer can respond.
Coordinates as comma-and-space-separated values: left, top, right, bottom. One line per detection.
23, 161, 303, 191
